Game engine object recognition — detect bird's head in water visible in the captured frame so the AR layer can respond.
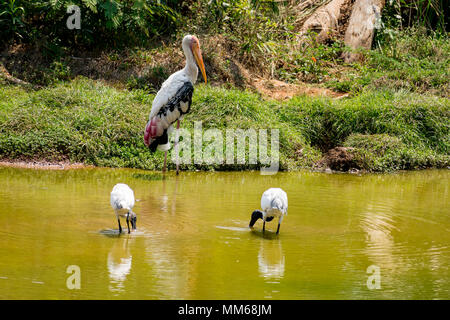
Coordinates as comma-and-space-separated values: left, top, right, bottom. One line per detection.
183, 35, 207, 84
249, 210, 264, 228
130, 212, 137, 230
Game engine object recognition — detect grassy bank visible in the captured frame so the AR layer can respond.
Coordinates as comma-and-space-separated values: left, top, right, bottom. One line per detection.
1, 77, 448, 172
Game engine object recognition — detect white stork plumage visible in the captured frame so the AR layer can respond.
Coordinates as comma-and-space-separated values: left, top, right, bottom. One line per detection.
110, 183, 137, 234
144, 35, 207, 174
249, 188, 288, 235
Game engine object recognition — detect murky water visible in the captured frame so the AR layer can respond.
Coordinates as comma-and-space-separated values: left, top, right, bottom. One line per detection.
0, 167, 448, 299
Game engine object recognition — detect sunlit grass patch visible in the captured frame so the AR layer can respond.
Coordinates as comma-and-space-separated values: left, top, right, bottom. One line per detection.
0, 77, 448, 172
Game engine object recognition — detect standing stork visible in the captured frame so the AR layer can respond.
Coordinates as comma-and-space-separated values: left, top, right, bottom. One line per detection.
144, 35, 207, 174
110, 183, 137, 234
249, 188, 288, 235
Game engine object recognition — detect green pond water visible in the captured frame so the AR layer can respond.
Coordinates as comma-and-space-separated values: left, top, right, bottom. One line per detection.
0, 167, 448, 299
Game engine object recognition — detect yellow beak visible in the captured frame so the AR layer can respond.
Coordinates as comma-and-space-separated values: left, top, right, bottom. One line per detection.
192, 44, 207, 84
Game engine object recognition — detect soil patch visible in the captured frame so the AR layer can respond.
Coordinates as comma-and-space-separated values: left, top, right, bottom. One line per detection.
253, 78, 349, 100
0, 159, 91, 170
316, 147, 360, 171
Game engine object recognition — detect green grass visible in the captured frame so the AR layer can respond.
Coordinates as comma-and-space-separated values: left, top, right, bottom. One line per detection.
324, 29, 450, 97
1, 77, 448, 172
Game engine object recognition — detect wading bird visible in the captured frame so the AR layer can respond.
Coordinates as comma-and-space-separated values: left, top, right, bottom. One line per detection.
110, 183, 137, 234
249, 188, 288, 235
144, 35, 207, 174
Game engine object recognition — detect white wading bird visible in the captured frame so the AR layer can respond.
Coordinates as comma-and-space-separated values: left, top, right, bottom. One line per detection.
249, 188, 288, 235
144, 34, 207, 174
110, 183, 137, 234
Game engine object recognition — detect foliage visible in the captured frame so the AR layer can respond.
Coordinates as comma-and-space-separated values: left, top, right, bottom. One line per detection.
278, 89, 449, 171
0, 0, 182, 49
322, 28, 450, 97
379, 0, 447, 34
126, 66, 169, 93
1, 1, 448, 95
344, 133, 448, 171
0, 78, 448, 172
0, 0, 25, 40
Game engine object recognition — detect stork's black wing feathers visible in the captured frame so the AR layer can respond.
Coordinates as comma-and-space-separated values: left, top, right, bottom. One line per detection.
156, 81, 194, 118
149, 81, 194, 152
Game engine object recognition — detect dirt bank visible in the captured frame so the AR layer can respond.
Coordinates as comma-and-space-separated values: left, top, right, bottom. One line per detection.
0, 160, 91, 170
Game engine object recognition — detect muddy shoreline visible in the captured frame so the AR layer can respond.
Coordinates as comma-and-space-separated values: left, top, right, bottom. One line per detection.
0, 160, 92, 170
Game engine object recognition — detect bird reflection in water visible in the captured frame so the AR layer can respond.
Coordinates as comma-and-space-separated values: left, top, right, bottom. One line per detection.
257, 239, 285, 281
107, 237, 133, 293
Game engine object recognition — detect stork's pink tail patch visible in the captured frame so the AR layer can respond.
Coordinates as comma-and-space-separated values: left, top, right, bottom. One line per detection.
144, 118, 158, 146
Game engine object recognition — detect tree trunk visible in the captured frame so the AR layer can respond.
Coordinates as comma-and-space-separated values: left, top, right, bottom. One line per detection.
298, 0, 385, 61
300, 0, 350, 41
342, 0, 385, 62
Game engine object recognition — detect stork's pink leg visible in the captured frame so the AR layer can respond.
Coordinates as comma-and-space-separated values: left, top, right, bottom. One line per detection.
176, 120, 180, 175
163, 151, 167, 173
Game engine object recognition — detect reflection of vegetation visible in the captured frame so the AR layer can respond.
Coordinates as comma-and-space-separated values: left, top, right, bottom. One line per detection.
132, 173, 164, 181
1, 78, 447, 172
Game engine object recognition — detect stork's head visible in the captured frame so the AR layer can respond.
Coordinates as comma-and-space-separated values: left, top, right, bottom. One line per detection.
249, 210, 264, 228
183, 35, 207, 84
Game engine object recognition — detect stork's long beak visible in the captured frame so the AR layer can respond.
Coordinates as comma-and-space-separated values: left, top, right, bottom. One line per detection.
192, 44, 207, 84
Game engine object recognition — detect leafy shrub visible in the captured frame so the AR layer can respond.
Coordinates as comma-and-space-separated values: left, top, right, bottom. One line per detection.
126, 66, 169, 92
0, 0, 182, 49
0, 0, 25, 40
379, 0, 447, 34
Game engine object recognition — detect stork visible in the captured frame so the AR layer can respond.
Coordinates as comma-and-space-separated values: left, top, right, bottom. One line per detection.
144, 35, 207, 174
249, 188, 288, 235
110, 183, 137, 234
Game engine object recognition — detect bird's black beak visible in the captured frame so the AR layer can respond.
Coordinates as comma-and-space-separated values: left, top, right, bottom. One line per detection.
249, 210, 263, 228
131, 216, 137, 230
